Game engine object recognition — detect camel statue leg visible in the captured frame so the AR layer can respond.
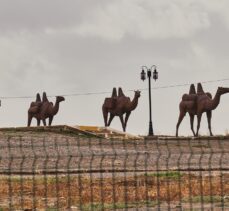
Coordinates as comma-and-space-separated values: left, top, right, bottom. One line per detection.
119, 115, 125, 132
27, 114, 32, 127
42, 119, 47, 126
49, 116, 53, 126
206, 111, 213, 136
102, 107, 108, 127
189, 113, 196, 136
124, 111, 131, 130
196, 113, 202, 137
107, 114, 115, 127
176, 111, 186, 137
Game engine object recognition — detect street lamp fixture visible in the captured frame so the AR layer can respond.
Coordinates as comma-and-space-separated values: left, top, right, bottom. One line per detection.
153, 68, 158, 81
141, 69, 146, 81
140, 65, 158, 136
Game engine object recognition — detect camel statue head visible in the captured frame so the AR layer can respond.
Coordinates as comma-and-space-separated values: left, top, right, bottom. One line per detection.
134, 90, 141, 98
217, 87, 229, 95
56, 96, 65, 103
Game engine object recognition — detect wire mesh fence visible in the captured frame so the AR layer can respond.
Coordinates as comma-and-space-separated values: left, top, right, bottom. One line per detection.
0, 134, 228, 210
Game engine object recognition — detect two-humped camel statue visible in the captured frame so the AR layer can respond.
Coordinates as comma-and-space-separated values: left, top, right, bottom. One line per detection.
176, 83, 229, 137
102, 87, 140, 132
28, 92, 65, 126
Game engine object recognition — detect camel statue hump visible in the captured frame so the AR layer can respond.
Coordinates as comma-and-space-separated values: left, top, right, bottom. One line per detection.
42, 92, 49, 102
197, 83, 205, 94
189, 84, 196, 95
118, 87, 125, 97
36, 93, 41, 102
111, 88, 117, 98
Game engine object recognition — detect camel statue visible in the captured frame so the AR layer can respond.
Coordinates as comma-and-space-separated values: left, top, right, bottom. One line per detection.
176, 83, 229, 137
102, 87, 140, 132
28, 92, 65, 127
178, 83, 212, 136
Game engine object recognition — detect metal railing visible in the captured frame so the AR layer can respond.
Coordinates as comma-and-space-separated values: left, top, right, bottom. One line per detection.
0, 135, 228, 210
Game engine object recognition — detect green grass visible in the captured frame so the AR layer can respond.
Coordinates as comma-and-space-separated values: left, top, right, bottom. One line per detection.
46, 208, 59, 211
46, 201, 159, 211
192, 144, 210, 148
182, 195, 223, 203
145, 171, 183, 179
81, 200, 159, 211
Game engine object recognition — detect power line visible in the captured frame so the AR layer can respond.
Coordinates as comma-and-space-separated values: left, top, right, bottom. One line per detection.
0, 78, 229, 100
139, 78, 229, 91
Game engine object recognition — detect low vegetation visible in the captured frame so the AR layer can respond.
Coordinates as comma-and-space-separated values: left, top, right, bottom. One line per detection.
0, 173, 228, 210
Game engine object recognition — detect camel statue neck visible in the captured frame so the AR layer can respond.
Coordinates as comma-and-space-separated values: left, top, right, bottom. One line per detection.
209, 89, 221, 110
52, 99, 60, 115
129, 94, 139, 111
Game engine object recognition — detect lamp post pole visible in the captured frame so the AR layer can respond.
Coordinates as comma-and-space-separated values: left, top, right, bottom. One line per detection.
141, 65, 158, 136
147, 69, 154, 136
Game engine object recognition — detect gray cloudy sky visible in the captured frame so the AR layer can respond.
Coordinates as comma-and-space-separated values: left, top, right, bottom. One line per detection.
0, 0, 229, 136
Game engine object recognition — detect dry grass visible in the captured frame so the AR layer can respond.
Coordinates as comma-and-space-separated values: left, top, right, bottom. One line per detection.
0, 173, 228, 210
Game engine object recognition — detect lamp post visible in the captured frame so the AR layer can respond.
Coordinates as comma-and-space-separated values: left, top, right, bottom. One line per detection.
140, 65, 158, 136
